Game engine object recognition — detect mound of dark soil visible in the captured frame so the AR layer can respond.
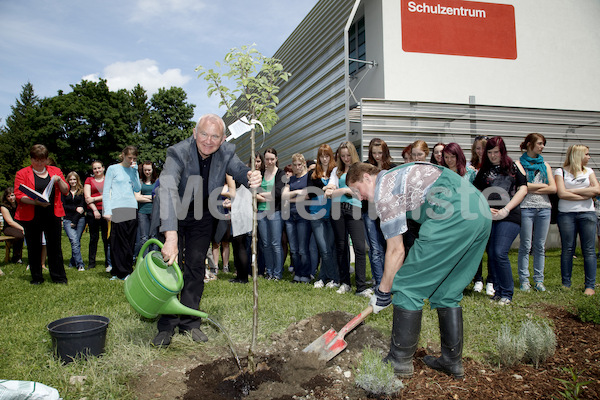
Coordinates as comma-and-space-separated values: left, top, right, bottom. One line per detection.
133, 305, 600, 400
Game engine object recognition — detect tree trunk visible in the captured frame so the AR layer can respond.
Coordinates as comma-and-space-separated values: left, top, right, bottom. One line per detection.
248, 126, 258, 373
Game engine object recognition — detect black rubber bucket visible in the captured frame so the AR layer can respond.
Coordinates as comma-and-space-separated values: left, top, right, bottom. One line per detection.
47, 315, 109, 363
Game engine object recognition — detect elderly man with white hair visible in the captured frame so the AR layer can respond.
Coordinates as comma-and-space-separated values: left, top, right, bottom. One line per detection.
153, 113, 261, 348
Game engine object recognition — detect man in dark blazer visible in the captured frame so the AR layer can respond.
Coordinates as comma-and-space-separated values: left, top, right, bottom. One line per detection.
153, 113, 261, 347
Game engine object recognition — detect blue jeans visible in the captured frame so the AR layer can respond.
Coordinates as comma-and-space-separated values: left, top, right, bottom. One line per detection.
134, 213, 154, 259
257, 210, 284, 279
518, 208, 551, 284
487, 220, 520, 300
557, 211, 597, 289
285, 211, 312, 280
309, 233, 319, 277
63, 217, 86, 268
310, 217, 339, 283
363, 213, 385, 286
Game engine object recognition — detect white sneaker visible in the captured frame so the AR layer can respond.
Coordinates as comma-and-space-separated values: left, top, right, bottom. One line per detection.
313, 280, 325, 289
497, 297, 512, 306
336, 283, 351, 294
485, 283, 495, 296
78, 266, 85, 272
105, 266, 112, 273
355, 288, 374, 298
204, 271, 217, 283
520, 281, 532, 292
473, 281, 483, 292
325, 281, 340, 289
223, 265, 230, 273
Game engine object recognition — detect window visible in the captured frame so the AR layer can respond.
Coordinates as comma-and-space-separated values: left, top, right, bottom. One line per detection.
348, 16, 366, 75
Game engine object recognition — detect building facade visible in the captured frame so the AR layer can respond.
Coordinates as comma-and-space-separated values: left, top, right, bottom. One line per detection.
229, 0, 600, 171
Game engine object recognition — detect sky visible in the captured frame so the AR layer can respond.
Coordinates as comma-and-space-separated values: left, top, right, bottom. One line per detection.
0, 0, 319, 126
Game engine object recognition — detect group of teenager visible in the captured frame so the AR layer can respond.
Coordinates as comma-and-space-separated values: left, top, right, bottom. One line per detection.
249, 133, 598, 307
252, 142, 387, 297
3, 123, 598, 380
12, 136, 596, 301
3, 144, 159, 283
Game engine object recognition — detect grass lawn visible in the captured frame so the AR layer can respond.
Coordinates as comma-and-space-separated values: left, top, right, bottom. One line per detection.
0, 230, 595, 399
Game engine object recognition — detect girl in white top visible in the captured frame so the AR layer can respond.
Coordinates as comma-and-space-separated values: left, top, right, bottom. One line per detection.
555, 144, 600, 295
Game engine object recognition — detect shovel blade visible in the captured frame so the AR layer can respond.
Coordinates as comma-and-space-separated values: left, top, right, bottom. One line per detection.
303, 328, 349, 362
319, 337, 348, 362
303, 328, 337, 354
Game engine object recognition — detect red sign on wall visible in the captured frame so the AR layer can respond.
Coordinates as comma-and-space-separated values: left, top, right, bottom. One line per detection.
401, 0, 517, 59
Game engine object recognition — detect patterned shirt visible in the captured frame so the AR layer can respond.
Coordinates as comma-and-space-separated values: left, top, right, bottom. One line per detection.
374, 163, 442, 240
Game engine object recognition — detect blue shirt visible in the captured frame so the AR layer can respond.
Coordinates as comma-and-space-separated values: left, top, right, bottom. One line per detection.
289, 173, 309, 214
103, 164, 141, 216
333, 173, 361, 208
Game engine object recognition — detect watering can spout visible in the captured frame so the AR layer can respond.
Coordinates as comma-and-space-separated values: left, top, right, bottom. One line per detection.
158, 296, 209, 319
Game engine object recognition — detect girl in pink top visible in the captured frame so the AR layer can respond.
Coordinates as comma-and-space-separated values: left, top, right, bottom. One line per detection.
84, 160, 110, 270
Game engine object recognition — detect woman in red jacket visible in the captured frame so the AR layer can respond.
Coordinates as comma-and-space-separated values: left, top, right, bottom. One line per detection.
14, 144, 69, 284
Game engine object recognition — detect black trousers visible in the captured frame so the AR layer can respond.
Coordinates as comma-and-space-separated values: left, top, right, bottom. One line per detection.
232, 233, 249, 282
87, 212, 109, 268
158, 212, 213, 333
109, 218, 137, 279
23, 208, 66, 284
331, 203, 367, 291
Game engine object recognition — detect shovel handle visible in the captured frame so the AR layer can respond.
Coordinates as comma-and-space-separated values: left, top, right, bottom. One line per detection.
335, 305, 373, 341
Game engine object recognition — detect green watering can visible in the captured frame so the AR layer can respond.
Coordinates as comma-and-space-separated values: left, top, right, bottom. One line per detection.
124, 238, 208, 319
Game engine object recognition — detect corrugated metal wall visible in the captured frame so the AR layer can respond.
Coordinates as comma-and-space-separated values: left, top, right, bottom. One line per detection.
226, 0, 355, 166
360, 99, 600, 171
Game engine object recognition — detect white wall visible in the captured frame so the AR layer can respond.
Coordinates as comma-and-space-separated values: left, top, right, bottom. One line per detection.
349, 1, 385, 104
380, 0, 600, 111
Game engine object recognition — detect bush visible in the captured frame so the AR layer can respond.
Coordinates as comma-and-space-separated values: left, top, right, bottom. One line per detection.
520, 320, 556, 368
496, 321, 556, 368
574, 295, 600, 324
496, 324, 526, 367
354, 346, 403, 396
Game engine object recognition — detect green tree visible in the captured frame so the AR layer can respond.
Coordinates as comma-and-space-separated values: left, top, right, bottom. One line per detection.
197, 44, 290, 372
0, 82, 41, 189
0, 80, 196, 186
130, 84, 150, 137
36, 79, 137, 176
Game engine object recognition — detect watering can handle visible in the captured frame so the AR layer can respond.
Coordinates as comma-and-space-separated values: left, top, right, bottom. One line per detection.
137, 238, 180, 271
139, 238, 164, 256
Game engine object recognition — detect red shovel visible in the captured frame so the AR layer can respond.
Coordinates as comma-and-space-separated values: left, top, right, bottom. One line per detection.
303, 305, 373, 362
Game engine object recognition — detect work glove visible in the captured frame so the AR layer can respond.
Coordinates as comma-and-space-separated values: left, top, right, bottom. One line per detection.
369, 287, 392, 314
492, 207, 509, 221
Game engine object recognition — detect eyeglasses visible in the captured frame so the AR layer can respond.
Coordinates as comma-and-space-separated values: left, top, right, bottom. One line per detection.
198, 131, 222, 142
475, 135, 489, 141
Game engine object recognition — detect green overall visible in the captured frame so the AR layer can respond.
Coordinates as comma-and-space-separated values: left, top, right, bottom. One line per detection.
391, 168, 492, 310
